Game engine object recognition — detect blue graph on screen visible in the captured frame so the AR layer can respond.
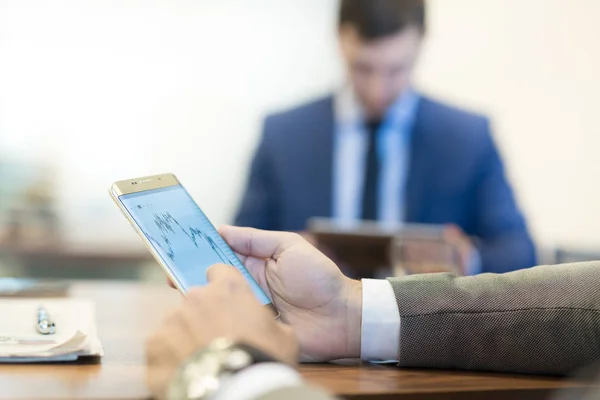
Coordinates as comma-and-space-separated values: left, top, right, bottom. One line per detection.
150, 211, 233, 265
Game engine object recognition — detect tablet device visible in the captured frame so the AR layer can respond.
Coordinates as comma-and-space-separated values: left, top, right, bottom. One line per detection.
307, 218, 445, 277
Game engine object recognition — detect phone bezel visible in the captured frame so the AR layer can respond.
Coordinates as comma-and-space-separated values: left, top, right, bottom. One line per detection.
109, 173, 279, 318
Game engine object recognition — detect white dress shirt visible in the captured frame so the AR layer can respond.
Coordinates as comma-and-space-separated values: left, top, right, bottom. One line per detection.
332, 86, 420, 224
359, 279, 401, 362
214, 279, 399, 399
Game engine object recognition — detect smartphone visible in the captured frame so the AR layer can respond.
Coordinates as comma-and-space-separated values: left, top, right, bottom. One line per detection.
109, 173, 278, 317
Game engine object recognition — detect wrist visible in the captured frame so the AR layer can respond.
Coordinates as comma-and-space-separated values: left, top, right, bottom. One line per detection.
167, 338, 278, 400
343, 279, 363, 358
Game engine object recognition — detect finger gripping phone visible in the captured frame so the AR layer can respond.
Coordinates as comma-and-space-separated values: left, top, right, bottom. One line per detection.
109, 173, 277, 315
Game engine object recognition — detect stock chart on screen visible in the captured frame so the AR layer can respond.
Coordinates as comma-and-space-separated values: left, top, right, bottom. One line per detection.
118, 185, 269, 304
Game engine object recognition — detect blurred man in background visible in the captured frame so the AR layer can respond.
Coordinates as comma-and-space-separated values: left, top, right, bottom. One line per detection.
235, 0, 535, 274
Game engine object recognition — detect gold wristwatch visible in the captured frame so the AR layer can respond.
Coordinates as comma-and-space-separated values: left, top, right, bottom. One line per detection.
167, 338, 277, 400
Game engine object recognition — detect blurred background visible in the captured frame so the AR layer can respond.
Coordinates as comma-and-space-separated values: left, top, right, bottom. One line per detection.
0, 0, 599, 281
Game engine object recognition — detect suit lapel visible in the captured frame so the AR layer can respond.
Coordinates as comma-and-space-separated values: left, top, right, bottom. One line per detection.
305, 97, 335, 218
404, 98, 432, 222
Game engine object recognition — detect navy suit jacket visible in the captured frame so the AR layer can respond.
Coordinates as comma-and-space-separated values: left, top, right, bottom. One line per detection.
235, 95, 536, 273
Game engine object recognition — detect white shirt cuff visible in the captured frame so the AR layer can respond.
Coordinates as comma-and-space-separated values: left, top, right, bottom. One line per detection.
214, 363, 303, 400
360, 279, 401, 362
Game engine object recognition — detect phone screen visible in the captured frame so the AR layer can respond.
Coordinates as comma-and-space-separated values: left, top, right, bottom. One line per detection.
118, 184, 271, 305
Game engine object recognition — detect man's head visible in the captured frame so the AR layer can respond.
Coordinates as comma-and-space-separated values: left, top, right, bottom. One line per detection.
338, 0, 426, 119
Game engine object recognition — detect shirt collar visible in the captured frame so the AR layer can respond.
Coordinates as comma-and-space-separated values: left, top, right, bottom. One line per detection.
335, 84, 364, 125
334, 84, 420, 128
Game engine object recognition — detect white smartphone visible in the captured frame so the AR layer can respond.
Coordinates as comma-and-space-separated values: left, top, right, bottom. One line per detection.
109, 173, 278, 316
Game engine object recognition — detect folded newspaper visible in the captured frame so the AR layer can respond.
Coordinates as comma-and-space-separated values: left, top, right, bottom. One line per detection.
0, 299, 103, 362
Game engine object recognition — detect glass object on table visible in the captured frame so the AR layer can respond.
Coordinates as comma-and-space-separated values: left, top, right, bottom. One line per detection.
390, 235, 462, 277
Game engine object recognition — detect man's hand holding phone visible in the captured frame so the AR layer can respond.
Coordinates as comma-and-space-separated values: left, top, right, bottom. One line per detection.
220, 226, 363, 362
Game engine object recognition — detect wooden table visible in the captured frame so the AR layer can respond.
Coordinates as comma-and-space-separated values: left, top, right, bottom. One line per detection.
0, 282, 597, 400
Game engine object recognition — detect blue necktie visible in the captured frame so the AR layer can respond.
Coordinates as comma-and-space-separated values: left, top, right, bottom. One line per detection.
361, 120, 382, 221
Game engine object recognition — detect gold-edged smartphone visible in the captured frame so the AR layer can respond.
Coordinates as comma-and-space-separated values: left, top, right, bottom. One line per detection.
109, 173, 278, 317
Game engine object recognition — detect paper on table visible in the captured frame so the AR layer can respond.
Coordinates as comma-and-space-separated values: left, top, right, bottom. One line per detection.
0, 299, 103, 362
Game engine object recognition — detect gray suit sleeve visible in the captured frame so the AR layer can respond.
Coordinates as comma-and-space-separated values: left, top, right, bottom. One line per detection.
256, 386, 338, 400
387, 261, 600, 375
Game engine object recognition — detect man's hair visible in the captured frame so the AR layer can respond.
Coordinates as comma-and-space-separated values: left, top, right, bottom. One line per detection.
339, 0, 426, 40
